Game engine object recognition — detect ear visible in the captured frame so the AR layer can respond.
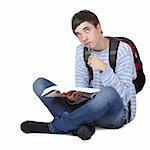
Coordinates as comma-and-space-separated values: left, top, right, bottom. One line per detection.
96, 24, 102, 33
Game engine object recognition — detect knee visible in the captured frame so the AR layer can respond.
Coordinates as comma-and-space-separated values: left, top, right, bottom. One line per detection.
101, 86, 117, 93
100, 86, 120, 99
33, 77, 44, 90
102, 87, 124, 109
32, 77, 55, 95
94, 86, 121, 106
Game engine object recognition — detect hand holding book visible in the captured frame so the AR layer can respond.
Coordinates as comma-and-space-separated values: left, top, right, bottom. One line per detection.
41, 85, 100, 105
42, 85, 100, 100
62, 91, 91, 102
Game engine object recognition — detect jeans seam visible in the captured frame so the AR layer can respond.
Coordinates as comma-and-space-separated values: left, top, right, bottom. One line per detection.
48, 123, 57, 133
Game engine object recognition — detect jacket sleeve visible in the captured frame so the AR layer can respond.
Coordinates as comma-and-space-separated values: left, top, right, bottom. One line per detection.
99, 43, 136, 99
75, 45, 90, 88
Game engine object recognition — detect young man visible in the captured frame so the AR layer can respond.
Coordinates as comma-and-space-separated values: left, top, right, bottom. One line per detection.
21, 10, 136, 140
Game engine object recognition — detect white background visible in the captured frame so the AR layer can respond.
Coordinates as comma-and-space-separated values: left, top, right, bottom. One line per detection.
1, 0, 150, 149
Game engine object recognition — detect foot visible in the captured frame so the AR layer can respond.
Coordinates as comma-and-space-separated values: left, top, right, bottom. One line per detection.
73, 124, 95, 140
20, 121, 52, 134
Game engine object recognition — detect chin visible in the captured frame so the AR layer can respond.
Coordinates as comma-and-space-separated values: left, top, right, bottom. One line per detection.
89, 45, 95, 50
85, 43, 95, 49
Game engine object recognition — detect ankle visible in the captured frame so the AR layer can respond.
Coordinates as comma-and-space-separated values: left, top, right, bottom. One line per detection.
20, 120, 51, 134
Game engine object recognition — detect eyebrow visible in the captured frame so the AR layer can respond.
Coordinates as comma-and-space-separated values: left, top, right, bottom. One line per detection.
75, 26, 90, 35
83, 26, 89, 31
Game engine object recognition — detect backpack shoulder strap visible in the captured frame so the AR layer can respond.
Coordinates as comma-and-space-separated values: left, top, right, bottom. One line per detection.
83, 37, 120, 85
84, 47, 93, 85
108, 37, 120, 72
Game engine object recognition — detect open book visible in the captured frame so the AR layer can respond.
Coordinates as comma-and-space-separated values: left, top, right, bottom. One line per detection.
41, 85, 100, 97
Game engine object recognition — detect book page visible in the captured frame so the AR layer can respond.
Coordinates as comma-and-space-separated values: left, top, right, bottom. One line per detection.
41, 85, 100, 97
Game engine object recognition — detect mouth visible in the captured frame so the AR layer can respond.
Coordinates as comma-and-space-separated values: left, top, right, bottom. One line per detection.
85, 42, 91, 47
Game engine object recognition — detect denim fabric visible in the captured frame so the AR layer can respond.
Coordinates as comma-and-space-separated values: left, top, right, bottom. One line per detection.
33, 77, 125, 134
33, 77, 70, 117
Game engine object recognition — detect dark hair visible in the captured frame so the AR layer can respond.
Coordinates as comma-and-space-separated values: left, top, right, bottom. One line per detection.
72, 10, 100, 34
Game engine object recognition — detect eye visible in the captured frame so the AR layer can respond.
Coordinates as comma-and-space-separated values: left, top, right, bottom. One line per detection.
85, 28, 90, 33
76, 33, 81, 37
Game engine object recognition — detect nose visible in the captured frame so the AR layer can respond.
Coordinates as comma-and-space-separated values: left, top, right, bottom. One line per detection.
82, 34, 88, 43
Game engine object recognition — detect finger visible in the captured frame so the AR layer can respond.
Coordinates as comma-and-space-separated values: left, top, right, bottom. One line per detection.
88, 56, 93, 61
88, 55, 94, 58
87, 62, 92, 66
71, 92, 80, 98
87, 61, 92, 66
70, 92, 80, 100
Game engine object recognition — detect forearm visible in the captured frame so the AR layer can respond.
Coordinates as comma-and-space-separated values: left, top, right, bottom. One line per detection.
99, 66, 133, 99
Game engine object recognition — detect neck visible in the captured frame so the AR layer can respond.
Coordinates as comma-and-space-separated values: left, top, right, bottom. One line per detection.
94, 37, 109, 51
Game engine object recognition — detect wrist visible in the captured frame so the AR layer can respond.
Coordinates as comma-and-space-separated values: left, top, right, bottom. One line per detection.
99, 64, 107, 72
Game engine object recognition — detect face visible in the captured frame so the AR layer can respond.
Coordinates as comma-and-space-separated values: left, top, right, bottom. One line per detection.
74, 21, 101, 49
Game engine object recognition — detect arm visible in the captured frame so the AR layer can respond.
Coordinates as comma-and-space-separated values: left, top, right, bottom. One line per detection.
86, 42, 136, 99
66, 45, 92, 104
75, 45, 90, 88
99, 43, 136, 99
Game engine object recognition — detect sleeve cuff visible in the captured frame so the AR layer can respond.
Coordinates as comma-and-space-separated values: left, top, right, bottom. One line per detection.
99, 66, 114, 83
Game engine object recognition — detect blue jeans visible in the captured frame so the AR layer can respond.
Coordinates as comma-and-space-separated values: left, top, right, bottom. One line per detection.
33, 77, 125, 134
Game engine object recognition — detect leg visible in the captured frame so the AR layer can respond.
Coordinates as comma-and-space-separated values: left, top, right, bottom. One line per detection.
95, 97, 125, 129
33, 77, 69, 117
48, 86, 125, 133
21, 77, 70, 134
21, 120, 52, 134
21, 78, 96, 139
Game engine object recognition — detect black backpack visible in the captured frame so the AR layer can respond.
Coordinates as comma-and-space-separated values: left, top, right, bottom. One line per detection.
84, 37, 145, 94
